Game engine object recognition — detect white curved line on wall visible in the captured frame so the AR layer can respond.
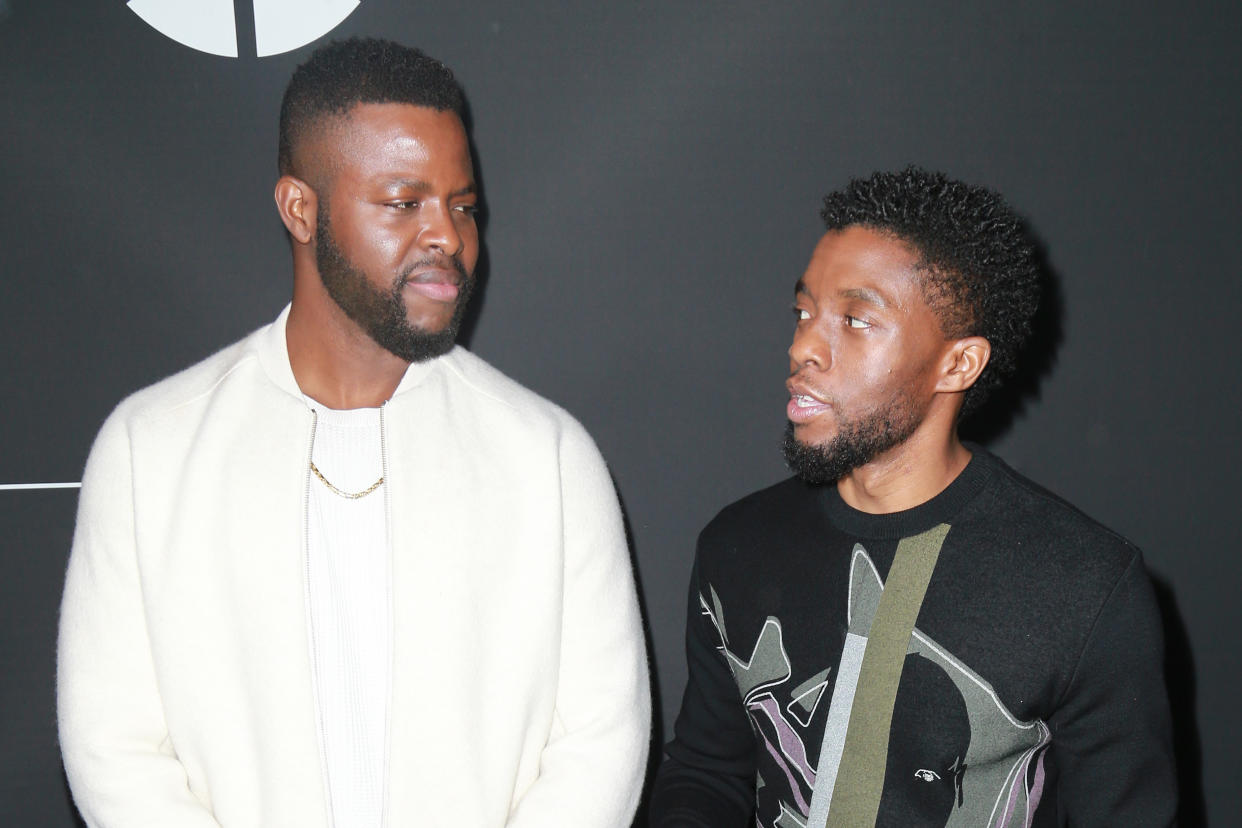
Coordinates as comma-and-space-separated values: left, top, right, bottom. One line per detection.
0, 483, 82, 490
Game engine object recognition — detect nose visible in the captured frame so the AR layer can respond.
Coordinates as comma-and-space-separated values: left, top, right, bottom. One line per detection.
419, 202, 463, 257
788, 324, 830, 372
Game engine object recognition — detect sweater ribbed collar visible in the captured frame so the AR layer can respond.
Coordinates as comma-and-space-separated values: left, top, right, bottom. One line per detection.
818, 445, 994, 540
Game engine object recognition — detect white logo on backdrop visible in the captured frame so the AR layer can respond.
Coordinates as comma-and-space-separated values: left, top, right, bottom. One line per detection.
127, 0, 360, 58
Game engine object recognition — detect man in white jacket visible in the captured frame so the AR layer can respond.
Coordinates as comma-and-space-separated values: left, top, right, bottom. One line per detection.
57, 37, 650, 828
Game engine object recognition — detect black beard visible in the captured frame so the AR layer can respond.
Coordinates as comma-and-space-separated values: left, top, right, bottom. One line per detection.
315, 205, 472, 363
781, 394, 923, 486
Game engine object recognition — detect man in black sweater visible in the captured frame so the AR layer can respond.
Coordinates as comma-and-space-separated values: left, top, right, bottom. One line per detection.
649, 168, 1176, 827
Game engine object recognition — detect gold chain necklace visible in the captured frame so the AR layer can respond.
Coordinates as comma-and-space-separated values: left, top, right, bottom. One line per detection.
310, 461, 384, 500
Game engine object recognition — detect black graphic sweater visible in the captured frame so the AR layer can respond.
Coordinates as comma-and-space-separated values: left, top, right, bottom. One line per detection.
650, 448, 1176, 827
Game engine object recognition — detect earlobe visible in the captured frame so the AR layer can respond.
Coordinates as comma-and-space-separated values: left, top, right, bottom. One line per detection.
937, 336, 991, 394
274, 175, 317, 245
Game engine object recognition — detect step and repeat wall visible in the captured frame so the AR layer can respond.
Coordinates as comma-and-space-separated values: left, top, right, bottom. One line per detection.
2, 1, 1237, 824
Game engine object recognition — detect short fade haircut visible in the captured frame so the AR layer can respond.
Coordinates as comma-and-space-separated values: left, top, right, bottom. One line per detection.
278, 36, 466, 179
820, 166, 1041, 417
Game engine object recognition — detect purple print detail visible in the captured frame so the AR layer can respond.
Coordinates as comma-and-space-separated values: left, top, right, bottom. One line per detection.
992, 743, 1050, 828
751, 695, 817, 786
750, 695, 813, 814
995, 768, 1021, 827
1024, 751, 1048, 828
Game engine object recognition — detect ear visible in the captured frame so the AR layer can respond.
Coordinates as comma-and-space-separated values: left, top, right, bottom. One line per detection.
274, 175, 318, 245
935, 336, 990, 394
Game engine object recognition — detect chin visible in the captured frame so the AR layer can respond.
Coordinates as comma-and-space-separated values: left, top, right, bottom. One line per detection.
413, 323, 451, 338
403, 301, 452, 325
791, 422, 834, 449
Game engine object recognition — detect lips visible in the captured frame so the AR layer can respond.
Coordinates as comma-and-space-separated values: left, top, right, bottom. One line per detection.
402, 258, 465, 303
786, 379, 832, 423
403, 277, 460, 303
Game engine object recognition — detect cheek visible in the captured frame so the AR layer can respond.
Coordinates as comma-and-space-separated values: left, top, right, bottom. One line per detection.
842, 347, 918, 403
334, 210, 403, 266
368, 227, 405, 263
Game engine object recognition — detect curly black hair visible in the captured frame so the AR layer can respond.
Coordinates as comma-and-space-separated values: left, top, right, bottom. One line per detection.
278, 37, 466, 180
820, 166, 1041, 417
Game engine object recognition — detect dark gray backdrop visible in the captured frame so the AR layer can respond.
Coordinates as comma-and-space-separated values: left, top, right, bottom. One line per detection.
2, 1, 1237, 825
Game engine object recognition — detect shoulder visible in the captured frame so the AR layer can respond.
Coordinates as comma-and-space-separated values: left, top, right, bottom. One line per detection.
98, 327, 269, 442
704, 477, 822, 535
436, 347, 591, 440
696, 476, 827, 569
409, 348, 611, 481
79, 324, 274, 495
965, 448, 1140, 581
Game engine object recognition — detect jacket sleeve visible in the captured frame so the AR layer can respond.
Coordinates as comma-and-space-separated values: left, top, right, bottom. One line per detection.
57, 410, 222, 827
648, 550, 756, 827
1047, 551, 1178, 826
504, 418, 651, 827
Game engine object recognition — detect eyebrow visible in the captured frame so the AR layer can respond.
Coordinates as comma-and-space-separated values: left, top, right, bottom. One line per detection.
386, 178, 476, 197
793, 281, 893, 309
840, 286, 892, 308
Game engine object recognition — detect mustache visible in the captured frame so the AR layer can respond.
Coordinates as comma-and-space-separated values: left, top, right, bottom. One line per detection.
787, 371, 835, 406
399, 254, 469, 285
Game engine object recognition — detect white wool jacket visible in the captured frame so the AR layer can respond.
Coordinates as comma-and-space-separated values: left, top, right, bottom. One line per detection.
58, 307, 651, 828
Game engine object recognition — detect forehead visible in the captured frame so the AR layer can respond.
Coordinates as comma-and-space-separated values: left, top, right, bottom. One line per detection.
311, 102, 472, 185
799, 226, 924, 308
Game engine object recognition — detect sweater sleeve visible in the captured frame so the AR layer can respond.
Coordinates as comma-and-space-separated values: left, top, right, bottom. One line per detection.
57, 410, 222, 828
504, 417, 651, 827
1047, 551, 1178, 826
648, 552, 756, 827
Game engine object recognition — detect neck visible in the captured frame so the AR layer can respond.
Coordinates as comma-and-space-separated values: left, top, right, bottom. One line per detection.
286, 273, 410, 410
835, 424, 972, 515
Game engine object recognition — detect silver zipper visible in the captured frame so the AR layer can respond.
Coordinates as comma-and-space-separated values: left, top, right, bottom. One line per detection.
379, 402, 393, 828
302, 408, 336, 828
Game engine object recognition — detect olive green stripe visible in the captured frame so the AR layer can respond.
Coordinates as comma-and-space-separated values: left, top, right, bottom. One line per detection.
823, 523, 950, 828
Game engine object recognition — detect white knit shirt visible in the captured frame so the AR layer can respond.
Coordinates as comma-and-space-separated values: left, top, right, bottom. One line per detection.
305, 400, 390, 828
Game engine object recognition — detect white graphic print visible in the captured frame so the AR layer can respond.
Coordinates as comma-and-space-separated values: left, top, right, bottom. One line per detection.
253, 0, 359, 57
127, 0, 237, 57
127, 0, 360, 58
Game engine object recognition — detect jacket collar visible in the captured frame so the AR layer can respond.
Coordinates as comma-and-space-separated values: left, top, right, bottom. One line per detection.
251, 303, 455, 404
